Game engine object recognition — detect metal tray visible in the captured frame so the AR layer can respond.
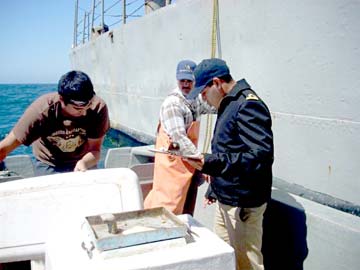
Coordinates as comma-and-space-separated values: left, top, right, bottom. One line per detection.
82, 207, 187, 252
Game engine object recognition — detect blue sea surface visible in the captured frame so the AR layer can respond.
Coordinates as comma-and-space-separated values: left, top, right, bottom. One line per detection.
0, 84, 142, 167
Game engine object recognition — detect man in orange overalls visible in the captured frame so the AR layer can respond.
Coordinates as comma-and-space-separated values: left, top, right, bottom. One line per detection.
144, 60, 215, 215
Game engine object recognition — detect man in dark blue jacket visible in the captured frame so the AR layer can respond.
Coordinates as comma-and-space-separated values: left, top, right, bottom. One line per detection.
186, 58, 274, 270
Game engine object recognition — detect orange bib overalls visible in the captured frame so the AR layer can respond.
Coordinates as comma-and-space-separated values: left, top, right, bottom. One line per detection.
144, 121, 200, 215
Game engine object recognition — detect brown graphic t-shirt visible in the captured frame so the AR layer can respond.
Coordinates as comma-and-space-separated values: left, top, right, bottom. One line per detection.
12, 93, 110, 168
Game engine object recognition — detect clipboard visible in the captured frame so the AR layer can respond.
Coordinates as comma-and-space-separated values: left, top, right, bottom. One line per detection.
148, 148, 182, 156
148, 149, 202, 160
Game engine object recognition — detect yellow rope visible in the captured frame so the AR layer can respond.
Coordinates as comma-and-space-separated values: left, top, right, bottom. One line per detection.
202, 0, 219, 153
211, 0, 218, 59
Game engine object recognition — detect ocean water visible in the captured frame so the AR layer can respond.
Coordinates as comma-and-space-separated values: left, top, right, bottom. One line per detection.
0, 84, 143, 167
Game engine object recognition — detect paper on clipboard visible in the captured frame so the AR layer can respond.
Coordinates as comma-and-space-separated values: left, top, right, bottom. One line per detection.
181, 154, 202, 160
148, 149, 202, 160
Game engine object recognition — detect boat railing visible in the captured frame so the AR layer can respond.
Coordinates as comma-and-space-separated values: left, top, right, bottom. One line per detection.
73, 0, 172, 48
0, 155, 35, 183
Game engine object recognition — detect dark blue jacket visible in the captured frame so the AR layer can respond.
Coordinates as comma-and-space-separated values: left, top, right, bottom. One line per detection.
202, 79, 274, 207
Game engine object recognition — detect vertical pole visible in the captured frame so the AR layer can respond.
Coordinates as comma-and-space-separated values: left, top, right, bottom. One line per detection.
123, 0, 126, 24
73, 0, 79, 47
101, 0, 105, 28
87, 12, 90, 41
91, 0, 96, 30
83, 12, 87, 43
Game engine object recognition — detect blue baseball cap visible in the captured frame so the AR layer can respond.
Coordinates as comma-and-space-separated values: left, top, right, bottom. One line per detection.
176, 60, 196, 81
187, 58, 230, 99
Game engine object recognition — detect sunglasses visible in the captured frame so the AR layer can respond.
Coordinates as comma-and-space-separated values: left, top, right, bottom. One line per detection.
68, 99, 91, 107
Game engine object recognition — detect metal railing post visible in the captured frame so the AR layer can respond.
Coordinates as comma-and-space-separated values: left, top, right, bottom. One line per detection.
123, 0, 126, 24
87, 12, 90, 41
91, 0, 96, 31
73, 0, 79, 47
83, 11, 87, 43
101, 0, 105, 28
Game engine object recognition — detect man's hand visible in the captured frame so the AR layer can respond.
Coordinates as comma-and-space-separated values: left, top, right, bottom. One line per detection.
0, 131, 22, 161
74, 160, 87, 172
203, 174, 212, 183
203, 197, 216, 208
183, 154, 205, 171
73, 137, 103, 172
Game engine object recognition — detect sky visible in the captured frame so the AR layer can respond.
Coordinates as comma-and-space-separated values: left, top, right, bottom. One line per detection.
0, 1, 76, 83
0, 0, 148, 84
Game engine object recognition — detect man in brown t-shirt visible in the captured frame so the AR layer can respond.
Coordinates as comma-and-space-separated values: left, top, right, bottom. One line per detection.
0, 70, 110, 175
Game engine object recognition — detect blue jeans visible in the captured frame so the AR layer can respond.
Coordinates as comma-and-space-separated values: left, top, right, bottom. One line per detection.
34, 160, 98, 176
34, 160, 75, 176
